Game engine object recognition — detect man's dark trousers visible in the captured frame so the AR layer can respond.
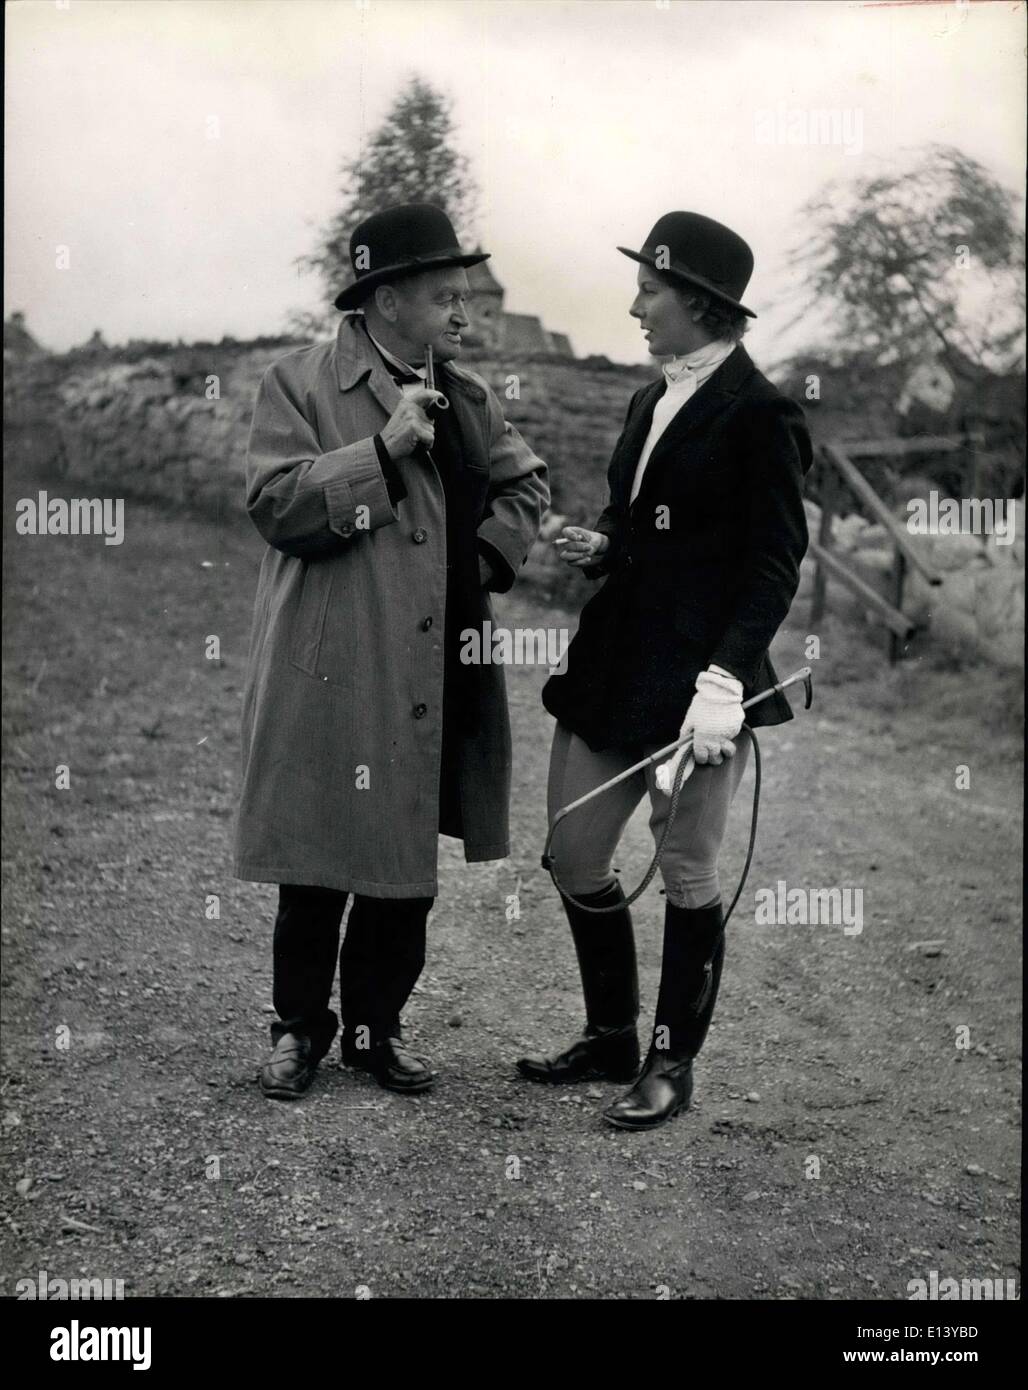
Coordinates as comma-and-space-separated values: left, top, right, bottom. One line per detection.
269, 642, 463, 1059
270, 887, 433, 1061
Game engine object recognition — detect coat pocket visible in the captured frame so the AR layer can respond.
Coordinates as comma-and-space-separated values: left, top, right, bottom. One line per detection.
289, 558, 342, 683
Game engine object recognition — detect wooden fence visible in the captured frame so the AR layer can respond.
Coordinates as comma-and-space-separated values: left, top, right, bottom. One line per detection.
810, 435, 983, 662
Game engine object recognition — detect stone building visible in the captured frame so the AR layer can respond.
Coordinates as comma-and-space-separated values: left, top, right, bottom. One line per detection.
4, 312, 45, 364
462, 257, 574, 357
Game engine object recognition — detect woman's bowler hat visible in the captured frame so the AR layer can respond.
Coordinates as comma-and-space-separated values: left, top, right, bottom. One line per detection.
334, 203, 490, 311
618, 211, 757, 318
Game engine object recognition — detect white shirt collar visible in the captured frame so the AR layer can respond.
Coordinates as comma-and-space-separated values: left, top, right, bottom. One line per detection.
662, 337, 736, 387
356, 315, 427, 380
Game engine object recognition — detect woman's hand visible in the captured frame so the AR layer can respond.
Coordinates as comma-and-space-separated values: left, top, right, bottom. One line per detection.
553, 525, 610, 568
655, 667, 745, 791
686, 668, 745, 766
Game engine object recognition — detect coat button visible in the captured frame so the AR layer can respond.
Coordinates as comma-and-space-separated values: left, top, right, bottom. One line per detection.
412, 527, 428, 543
412, 703, 427, 719
421, 617, 433, 631
339, 521, 355, 536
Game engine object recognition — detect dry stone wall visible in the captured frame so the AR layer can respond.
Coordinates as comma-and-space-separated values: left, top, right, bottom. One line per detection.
7, 341, 651, 528
5, 339, 1021, 669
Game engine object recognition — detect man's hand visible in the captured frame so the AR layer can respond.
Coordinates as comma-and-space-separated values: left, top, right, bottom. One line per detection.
553, 525, 610, 568
380, 386, 447, 458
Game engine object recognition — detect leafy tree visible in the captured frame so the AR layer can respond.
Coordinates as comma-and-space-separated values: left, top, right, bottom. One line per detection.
786, 145, 1025, 373
295, 76, 478, 332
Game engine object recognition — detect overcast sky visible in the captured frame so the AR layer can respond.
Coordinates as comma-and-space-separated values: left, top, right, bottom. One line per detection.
5, 0, 1025, 365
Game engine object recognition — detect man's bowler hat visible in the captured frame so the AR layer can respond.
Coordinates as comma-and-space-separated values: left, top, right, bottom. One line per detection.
618, 211, 757, 318
334, 203, 490, 311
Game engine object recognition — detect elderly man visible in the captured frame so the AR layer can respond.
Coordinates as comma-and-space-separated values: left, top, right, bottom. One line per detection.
234, 203, 548, 1100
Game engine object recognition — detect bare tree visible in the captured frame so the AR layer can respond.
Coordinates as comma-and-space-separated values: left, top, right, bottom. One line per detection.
786, 145, 1025, 374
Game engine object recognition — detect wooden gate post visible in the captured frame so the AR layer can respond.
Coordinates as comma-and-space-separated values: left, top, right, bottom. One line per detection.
810, 448, 836, 628
888, 549, 908, 663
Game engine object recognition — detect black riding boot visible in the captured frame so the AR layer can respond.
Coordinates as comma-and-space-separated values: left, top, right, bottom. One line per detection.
517, 879, 640, 1084
604, 898, 725, 1129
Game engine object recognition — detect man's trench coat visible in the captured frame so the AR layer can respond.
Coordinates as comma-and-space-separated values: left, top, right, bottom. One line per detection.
233, 315, 549, 898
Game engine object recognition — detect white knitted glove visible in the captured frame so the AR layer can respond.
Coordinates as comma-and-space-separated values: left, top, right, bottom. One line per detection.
655, 667, 745, 792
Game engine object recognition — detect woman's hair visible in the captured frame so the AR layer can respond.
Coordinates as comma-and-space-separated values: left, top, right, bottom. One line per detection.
661, 273, 749, 343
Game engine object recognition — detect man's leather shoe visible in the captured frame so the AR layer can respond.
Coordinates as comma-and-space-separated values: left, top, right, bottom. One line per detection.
260, 1032, 318, 1101
602, 1048, 694, 1130
341, 1035, 434, 1093
516, 1023, 640, 1084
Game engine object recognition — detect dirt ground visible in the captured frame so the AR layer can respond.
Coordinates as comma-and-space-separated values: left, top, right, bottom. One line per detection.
2, 449, 1021, 1301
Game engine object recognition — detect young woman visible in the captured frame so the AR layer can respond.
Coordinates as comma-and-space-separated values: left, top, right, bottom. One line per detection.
517, 212, 812, 1130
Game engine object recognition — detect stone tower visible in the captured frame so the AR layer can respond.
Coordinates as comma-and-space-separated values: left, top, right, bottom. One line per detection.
464, 255, 505, 352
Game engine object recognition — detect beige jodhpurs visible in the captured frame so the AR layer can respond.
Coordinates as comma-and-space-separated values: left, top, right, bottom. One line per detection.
547, 720, 751, 909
